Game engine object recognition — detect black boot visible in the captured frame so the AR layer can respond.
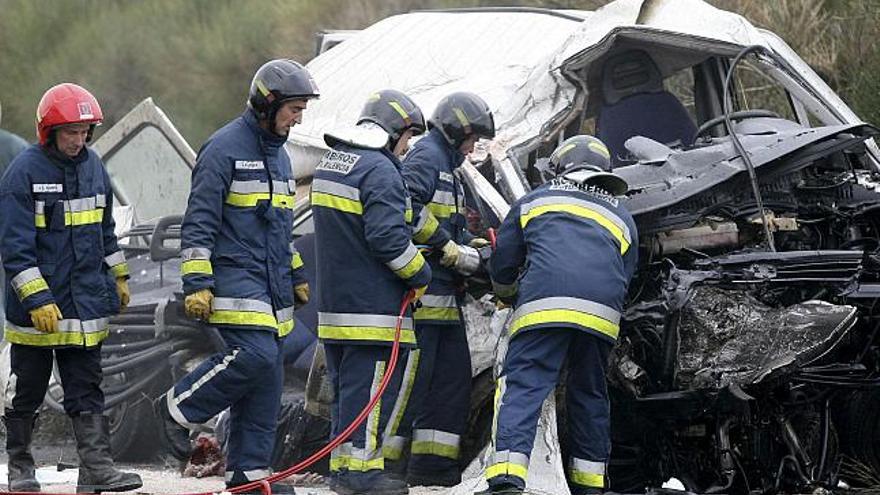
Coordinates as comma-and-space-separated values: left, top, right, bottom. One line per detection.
226, 471, 296, 494
406, 466, 461, 487
153, 396, 192, 460
71, 414, 143, 493
474, 482, 524, 495
332, 470, 408, 495
4, 414, 41, 492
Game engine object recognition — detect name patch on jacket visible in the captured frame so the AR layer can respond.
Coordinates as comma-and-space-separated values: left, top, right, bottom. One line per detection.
316, 150, 361, 174
33, 183, 63, 193
439, 171, 454, 184
235, 160, 265, 170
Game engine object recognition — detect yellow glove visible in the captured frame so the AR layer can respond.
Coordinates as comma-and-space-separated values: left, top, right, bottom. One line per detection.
185, 289, 214, 321
29, 303, 63, 333
295, 283, 310, 304
116, 278, 130, 311
469, 238, 491, 248
440, 240, 460, 268
413, 285, 428, 302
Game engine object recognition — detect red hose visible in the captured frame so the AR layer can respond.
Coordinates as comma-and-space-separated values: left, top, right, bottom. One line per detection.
0, 290, 416, 495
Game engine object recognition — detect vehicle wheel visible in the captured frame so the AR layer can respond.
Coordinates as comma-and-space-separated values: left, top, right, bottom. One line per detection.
836, 390, 880, 484
461, 369, 496, 469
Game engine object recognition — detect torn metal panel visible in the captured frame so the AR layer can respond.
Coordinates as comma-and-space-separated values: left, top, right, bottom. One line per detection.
677, 287, 858, 389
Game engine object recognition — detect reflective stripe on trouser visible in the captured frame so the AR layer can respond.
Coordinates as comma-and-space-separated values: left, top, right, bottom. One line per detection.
488, 328, 612, 490
382, 349, 420, 461
167, 328, 284, 474
324, 343, 411, 476
406, 322, 471, 472
6, 344, 103, 417
4, 319, 109, 347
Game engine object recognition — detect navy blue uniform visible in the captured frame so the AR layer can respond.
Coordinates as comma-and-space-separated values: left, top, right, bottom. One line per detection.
164, 110, 301, 484
0, 144, 128, 416
487, 178, 638, 492
311, 140, 430, 484
396, 128, 474, 474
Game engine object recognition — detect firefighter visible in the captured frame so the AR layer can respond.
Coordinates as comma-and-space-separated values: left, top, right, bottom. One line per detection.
482, 135, 638, 495
395, 92, 495, 487
0, 100, 29, 332
157, 59, 317, 494
312, 89, 431, 495
0, 83, 141, 493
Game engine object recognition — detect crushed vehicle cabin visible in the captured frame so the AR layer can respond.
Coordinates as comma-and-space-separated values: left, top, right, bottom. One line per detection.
3, 0, 880, 493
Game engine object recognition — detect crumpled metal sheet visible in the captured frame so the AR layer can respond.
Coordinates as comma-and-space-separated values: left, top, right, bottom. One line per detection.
677, 287, 858, 389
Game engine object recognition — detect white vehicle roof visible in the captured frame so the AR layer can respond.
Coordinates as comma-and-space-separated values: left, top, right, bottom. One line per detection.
288, 0, 873, 189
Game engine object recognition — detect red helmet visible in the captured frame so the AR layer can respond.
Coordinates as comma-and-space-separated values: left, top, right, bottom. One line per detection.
36, 83, 103, 145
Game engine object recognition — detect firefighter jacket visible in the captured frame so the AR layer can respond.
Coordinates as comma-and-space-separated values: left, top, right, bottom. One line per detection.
180, 110, 302, 337
401, 129, 472, 325
0, 145, 129, 347
490, 178, 638, 343
311, 142, 432, 347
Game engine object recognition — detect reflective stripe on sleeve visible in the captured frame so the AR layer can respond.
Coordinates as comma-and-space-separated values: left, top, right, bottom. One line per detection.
386, 243, 427, 280
11, 267, 50, 300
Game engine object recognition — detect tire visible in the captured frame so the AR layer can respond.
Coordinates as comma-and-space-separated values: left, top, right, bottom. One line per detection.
107, 367, 173, 462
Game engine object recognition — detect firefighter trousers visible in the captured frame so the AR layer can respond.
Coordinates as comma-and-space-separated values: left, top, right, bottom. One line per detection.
324, 342, 413, 482
399, 322, 471, 474
487, 328, 612, 491
166, 327, 284, 483
5, 343, 103, 418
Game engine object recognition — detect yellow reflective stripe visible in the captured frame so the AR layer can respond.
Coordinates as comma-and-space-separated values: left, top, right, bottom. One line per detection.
317, 325, 416, 345
35, 214, 46, 228
405, 208, 413, 224
278, 318, 295, 338
272, 194, 295, 209
209, 310, 278, 329
383, 444, 403, 461
520, 204, 630, 254
181, 259, 213, 276
414, 306, 459, 321
427, 202, 456, 219
384, 350, 420, 443
366, 362, 384, 454
413, 211, 439, 244
334, 456, 384, 472
4, 327, 108, 347
486, 462, 528, 481
225, 191, 270, 207
570, 471, 605, 488
16, 278, 49, 299
110, 262, 130, 278
291, 252, 304, 270
388, 101, 410, 120
510, 309, 619, 339
394, 251, 426, 280
588, 141, 610, 159
311, 191, 364, 215
411, 441, 459, 460
65, 209, 102, 226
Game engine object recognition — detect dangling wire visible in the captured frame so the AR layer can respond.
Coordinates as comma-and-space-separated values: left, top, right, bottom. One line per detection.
722, 45, 777, 252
